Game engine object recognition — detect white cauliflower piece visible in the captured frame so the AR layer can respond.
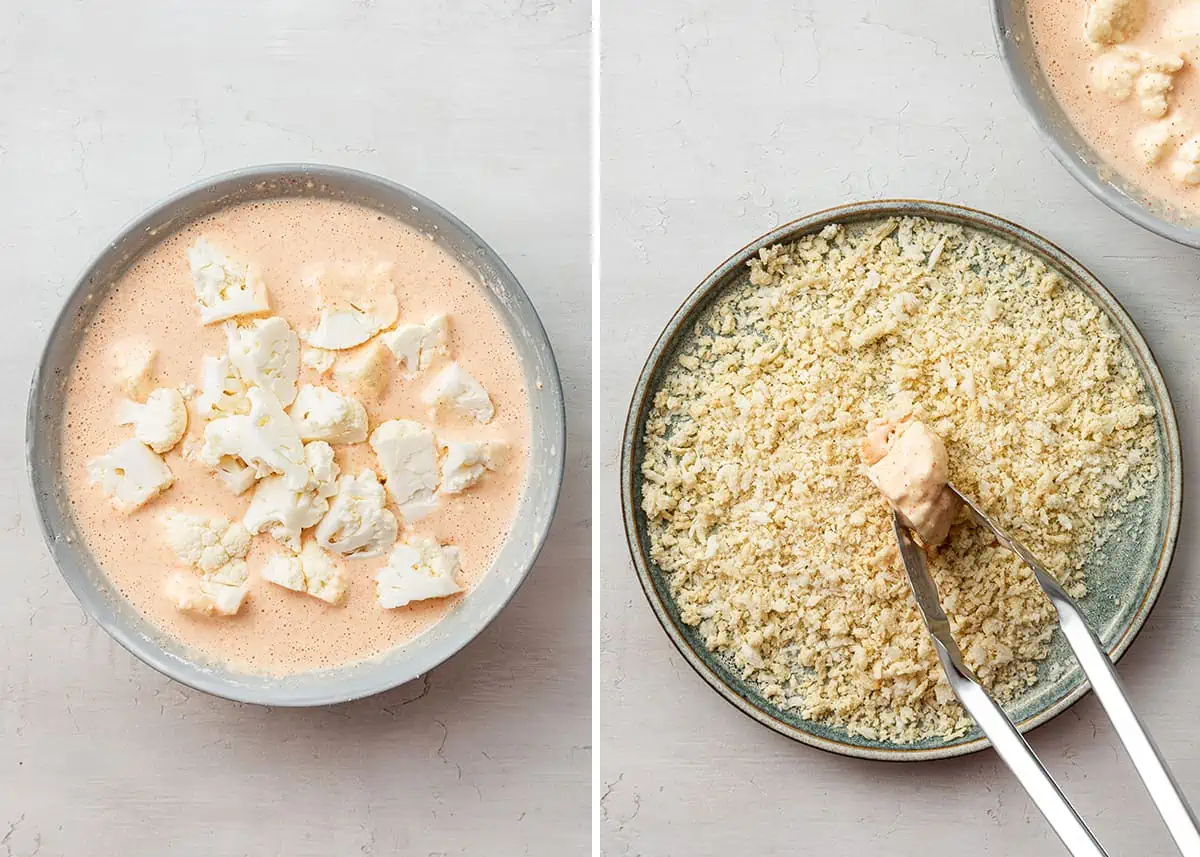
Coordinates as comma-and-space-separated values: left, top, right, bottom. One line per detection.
421, 362, 494, 423
261, 541, 347, 605
212, 456, 259, 495
201, 387, 309, 490
314, 470, 398, 559
1136, 70, 1176, 118
166, 571, 248, 617
370, 419, 440, 522
301, 345, 336, 375
87, 440, 175, 513
160, 509, 252, 573
1134, 119, 1184, 164
115, 387, 188, 453
301, 262, 399, 350
243, 441, 340, 551
195, 355, 251, 419
1085, 0, 1145, 45
440, 439, 508, 494
207, 557, 250, 586
1140, 51, 1185, 75
225, 316, 300, 406
1171, 136, 1200, 184
187, 237, 270, 324
304, 440, 339, 487
112, 340, 157, 401
290, 384, 368, 444
1092, 47, 1182, 116
381, 314, 450, 376
333, 340, 392, 400
376, 537, 462, 609
260, 553, 305, 591
1092, 50, 1141, 101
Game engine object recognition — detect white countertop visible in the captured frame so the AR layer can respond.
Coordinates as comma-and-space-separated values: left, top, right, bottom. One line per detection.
0, 1, 590, 854
601, 1, 1200, 854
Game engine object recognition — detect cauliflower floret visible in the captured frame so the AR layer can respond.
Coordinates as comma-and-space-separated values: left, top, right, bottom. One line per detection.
376, 537, 463, 609
243, 442, 340, 551
1134, 119, 1184, 165
304, 440, 339, 487
421, 362, 494, 423
1140, 51, 1185, 75
381, 314, 450, 376
440, 439, 508, 494
314, 470, 398, 559
112, 340, 157, 401
1136, 70, 1176, 118
1091, 48, 1185, 116
290, 384, 368, 444
160, 509, 252, 573
208, 557, 250, 586
225, 316, 300, 406
1171, 136, 1200, 184
115, 387, 188, 453
212, 456, 259, 495
166, 571, 248, 617
370, 419, 440, 521
1085, 0, 1145, 45
195, 355, 251, 419
333, 340, 392, 400
87, 440, 175, 512
261, 553, 306, 591
201, 387, 309, 490
261, 541, 347, 605
301, 345, 336, 375
1092, 50, 1142, 101
301, 262, 399, 350
861, 411, 961, 547
187, 238, 270, 324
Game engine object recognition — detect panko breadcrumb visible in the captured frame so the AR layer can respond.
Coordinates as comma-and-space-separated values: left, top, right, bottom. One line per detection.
640, 217, 1159, 743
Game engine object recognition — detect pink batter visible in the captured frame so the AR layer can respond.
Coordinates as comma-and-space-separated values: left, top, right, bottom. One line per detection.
1029, 0, 1200, 219
60, 197, 529, 675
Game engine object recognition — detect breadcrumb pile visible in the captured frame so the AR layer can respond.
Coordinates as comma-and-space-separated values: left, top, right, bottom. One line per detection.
640, 217, 1160, 743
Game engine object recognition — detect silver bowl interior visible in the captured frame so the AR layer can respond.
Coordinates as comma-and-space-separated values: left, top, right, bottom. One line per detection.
622, 199, 1182, 761
993, 0, 1200, 247
27, 164, 566, 706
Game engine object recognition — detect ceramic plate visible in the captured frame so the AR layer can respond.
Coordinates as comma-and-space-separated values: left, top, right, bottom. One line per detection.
621, 199, 1181, 761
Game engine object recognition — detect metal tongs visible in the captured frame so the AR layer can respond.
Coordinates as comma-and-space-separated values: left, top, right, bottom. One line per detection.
894, 485, 1200, 857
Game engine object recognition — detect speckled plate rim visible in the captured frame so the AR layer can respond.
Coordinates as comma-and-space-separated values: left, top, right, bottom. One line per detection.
991, 0, 1200, 249
27, 163, 567, 707
621, 198, 1182, 762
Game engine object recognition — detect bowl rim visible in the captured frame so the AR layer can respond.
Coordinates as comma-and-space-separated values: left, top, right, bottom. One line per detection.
620, 198, 1183, 761
26, 162, 567, 707
990, 0, 1200, 249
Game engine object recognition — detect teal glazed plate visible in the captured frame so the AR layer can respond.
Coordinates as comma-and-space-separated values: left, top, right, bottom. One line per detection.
621, 199, 1182, 761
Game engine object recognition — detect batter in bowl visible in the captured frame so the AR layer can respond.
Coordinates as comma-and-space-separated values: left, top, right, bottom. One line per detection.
60, 197, 530, 675
1030, 0, 1200, 218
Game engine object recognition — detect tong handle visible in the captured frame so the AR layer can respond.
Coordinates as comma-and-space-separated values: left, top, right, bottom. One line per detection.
952, 487, 1200, 854
1044, 580, 1200, 855
895, 516, 1108, 856
931, 635, 1108, 857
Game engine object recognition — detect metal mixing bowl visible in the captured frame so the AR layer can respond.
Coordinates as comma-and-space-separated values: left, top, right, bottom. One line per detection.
27, 163, 566, 706
993, 0, 1200, 248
